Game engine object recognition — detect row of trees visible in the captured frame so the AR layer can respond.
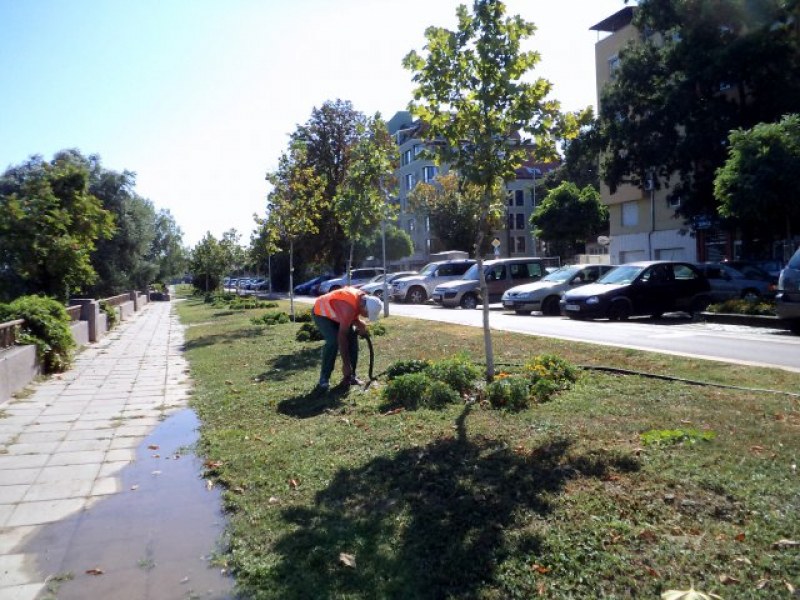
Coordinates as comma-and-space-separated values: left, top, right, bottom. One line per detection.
0, 149, 186, 303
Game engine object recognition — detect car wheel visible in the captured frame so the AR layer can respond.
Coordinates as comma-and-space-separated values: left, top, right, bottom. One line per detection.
407, 287, 427, 304
541, 296, 560, 316
515, 310, 530, 315
607, 301, 631, 321
741, 289, 760, 302
460, 293, 478, 310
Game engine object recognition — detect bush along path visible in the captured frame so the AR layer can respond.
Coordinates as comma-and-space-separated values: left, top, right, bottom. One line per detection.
175, 294, 800, 599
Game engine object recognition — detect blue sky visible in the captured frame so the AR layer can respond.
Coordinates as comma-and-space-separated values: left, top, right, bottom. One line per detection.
0, 0, 627, 247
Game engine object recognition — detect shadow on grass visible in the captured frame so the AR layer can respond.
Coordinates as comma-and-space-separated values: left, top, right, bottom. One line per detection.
183, 327, 265, 350
253, 406, 640, 599
260, 346, 321, 382
276, 384, 352, 418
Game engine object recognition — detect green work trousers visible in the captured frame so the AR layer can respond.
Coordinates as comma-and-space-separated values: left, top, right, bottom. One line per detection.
312, 313, 358, 384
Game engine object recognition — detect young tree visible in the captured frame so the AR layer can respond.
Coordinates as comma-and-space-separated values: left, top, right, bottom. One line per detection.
334, 114, 398, 282
530, 182, 609, 262
189, 233, 226, 292
0, 151, 115, 302
715, 114, 800, 246
265, 142, 323, 318
219, 229, 247, 291
149, 209, 187, 285
403, 0, 561, 378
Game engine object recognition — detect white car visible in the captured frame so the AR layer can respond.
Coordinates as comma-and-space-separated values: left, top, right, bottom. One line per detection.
502, 264, 617, 315
317, 268, 385, 295
359, 271, 417, 299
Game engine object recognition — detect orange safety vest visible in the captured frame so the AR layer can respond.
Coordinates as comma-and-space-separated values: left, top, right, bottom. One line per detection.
313, 287, 363, 323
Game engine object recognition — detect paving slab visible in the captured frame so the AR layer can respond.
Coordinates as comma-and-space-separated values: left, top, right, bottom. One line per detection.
0, 300, 235, 599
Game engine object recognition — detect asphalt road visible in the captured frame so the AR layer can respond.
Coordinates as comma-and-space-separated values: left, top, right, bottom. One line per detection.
287, 294, 800, 372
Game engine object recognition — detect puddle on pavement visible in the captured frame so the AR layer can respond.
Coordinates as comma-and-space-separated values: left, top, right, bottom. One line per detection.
21, 409, 237, 599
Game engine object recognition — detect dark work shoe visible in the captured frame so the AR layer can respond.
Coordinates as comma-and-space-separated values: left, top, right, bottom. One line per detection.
343, 375, 364, 387
316, 380, 330, 391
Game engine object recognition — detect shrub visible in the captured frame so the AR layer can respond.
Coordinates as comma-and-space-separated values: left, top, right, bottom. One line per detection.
424, 380, 461, 408
486, 375, 531, 411
294, 309, 313, 323
382, 372, 431, 409
368, 322, 387, 337
523, 354, 578, 388
0, 295, 75, 373
424, 354, 480, 395
251, 311, 290, 326
99, 301, 118, 330
386, 359, 431, 380
296, 322, 323, 342
706, 298, 776, 316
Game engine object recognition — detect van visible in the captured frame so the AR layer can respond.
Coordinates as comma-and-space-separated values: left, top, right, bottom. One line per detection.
432, 257, 555, 309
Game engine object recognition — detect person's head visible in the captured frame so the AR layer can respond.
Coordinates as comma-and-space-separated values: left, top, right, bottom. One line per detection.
360, 294, 384, 321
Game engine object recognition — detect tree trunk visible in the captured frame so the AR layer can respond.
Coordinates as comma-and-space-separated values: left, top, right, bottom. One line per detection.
289, 240, 295, 321
347, 242, 355, 286
477, 191, 494, 381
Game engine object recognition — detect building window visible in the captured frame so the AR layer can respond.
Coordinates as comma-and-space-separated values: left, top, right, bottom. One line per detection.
608, 54, 621, 76
515, 213, 525, 230
622, 201, 638, 227
422, 165, 438, 183
516, 236, 526, 254
507, 212, 514, 230
402, 149, 413, 166
405, 173, 416, 191
668, 195, 682, 209
515, 190, 524, 206
413, 144, 423, 157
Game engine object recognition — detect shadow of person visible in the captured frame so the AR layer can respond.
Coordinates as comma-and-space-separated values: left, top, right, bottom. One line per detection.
276, 384, 351, 419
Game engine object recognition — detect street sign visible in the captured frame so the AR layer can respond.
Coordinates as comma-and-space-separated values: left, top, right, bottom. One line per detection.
693, 215, 712, 230
491, 237, 501, 248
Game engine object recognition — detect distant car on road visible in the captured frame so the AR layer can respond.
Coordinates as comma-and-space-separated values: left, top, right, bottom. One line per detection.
560, 261, 712, 321
318, 268, 385, 295
776, 247, 800, 334
502, 264, 617, 315
695, 262, 776, 302
293, 274, 335, 296
359, 271, 417, 299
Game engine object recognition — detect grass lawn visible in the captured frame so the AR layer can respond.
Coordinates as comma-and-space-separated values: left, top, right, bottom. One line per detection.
175, 293, 800, 599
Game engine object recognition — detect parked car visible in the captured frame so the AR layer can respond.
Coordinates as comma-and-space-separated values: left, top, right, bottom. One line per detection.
720, 260, 778, 285
502, 264, 618, 315
359, 271, 418, 299
293, 274, 334, 295
318, 268, 385, 295
695, 262, 776, 301
390, 259, 476, 304
776, 247, 800, 334
432, 257, 552, 309
560, 261, 712, 321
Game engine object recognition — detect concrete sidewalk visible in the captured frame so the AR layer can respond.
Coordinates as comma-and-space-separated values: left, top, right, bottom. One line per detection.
0, 301, 233, 599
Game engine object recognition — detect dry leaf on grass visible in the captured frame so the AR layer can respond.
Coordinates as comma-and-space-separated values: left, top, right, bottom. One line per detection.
85, 568, 104, 576
772, 539, 799, 549
661, 585, 723, 600
339, 553, 356, 568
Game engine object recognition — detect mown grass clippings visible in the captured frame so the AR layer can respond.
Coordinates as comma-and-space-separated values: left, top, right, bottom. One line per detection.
175, 294, 800, 599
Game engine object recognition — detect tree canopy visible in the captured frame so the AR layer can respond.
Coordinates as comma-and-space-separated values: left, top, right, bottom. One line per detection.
599, 0, 800, 239
715, 114, 800, 244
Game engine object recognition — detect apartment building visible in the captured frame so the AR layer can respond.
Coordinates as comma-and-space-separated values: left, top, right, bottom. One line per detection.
386, 111, 545, 268
591, 7, 698, 264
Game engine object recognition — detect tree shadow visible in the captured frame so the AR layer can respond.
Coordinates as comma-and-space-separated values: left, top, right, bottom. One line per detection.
276, 384, 352, 419
262, 406, 640, 599
259, 347, 321, 381
183, 327, 265, 350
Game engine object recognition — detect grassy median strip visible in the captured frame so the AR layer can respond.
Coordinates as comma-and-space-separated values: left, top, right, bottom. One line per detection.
176, 296, 800, 599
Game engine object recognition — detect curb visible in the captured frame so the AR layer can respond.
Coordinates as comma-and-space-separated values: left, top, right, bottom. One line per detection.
700, 311, 788, 329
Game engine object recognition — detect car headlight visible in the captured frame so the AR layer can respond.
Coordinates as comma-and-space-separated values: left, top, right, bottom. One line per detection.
586, 296, 600, 305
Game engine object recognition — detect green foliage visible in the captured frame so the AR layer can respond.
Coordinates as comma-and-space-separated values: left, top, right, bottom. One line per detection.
641, 428, 716, 446
99, 301, 118, 330
293, 309, 313, 323
296, 321, 323, 342
423, 379, 462, 408
367, 321, 387, 337
706, 299, 776, 316
385, 358, 431, 380
522, 353, 579, 389
382, 372, 433, 409
423, 354, 480, 395
190, 233, 227, 292
0, 295, 75, 372
0, 151, 115, 301
250, 311, 290, 326
715, 114, 800, 241
485, 374, 532, 411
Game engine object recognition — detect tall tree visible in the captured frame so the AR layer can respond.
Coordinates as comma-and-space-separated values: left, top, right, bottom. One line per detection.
149, 209, 187, 285
530, 182, 609, 262
0, 151, 115, 302
189, 232, 226, 292
334, 114, 398, 282
403, 0, 561, 378
408, 171, 500, 255
599, 0, 800, 244
715, 114, 800, 246
265, 142, 323, 317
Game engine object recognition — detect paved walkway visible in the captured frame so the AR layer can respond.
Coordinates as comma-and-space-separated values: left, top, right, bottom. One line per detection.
0, 301, 233, 600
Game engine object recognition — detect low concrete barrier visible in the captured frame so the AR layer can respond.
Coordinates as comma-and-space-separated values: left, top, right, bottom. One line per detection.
0, 345, 41, 403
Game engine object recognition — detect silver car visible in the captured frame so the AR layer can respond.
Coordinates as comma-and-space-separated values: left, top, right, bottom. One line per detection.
317, 268, 385, 295
502, 264, 617, 315
390, 260, 475, 304
695, 262, 776, 302
359, 271, 417, 299
776, 247, 800, 334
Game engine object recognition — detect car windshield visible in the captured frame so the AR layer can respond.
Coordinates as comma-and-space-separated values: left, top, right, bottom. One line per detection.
598, 265, 645, 284
542, 266, 580, 283
419, 263, 437, 276
462, 264, 480, 280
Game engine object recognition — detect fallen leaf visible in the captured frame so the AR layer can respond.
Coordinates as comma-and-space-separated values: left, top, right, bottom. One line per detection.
638, 530, 658, 542
531, 563, 550, 574
381, 407, 404, 416
86, 568, 104, 576
755, 579, 770, 590
785, 580, 796, 594
661, 586, 723, 600
719, 574, 740, 585
268, 496, 280, 504
750, 445, 764, 453
204, 460, 223, 469
288, 478, 299, 490
147, 444, 159, 450
339, 553, 356, 568
734, 532, 746, 542
151, 454, 160, 458
772, 539, 800, 549
225, 380, 233, 385
644, 565, 660, 578
732, 556, 752, 566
